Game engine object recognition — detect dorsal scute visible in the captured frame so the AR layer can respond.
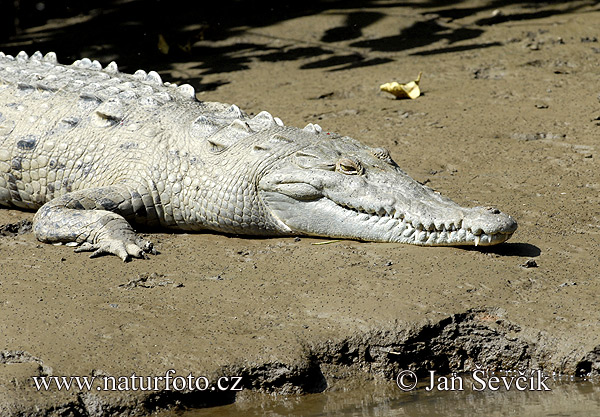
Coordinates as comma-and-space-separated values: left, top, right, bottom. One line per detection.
226, 104, 244, 118
303, 123, 322, 135
95, 97, 125, 122
43, 52, 57, 63
191, 115, 222, 137
0, 51, 202, 107
105, 61, 119, 73
16, 51, 28, 61
248, 111, 279, 131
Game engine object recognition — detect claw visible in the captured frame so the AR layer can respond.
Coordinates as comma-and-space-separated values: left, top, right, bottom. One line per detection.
73, 237, 154, 261
75, 242, 94, 252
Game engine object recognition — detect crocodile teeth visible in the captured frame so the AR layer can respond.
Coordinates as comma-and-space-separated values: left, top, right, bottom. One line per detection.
274, 117, 284, 126
474, 235, 480, 246
105, 61, 119, 73
178, 84, 196, 99
16, 51, 28, 61
146, 71, 162, 85
427, 232, 438, 244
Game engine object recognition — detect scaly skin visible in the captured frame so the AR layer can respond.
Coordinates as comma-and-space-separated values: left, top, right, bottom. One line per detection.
0, 51, 517, 260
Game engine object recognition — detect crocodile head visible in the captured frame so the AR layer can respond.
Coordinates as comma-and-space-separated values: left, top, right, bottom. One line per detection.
258, 133, 517, 246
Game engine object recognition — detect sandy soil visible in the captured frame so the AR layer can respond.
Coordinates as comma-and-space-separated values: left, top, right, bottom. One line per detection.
1, 1, 600, 415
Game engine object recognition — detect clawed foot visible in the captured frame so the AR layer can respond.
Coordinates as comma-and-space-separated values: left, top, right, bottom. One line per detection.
75, 236, 156, 262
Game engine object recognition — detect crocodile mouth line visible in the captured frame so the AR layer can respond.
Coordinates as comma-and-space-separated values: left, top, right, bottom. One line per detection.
337, 202, 510, 246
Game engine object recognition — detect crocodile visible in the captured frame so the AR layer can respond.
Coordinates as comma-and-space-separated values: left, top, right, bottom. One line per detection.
0, 51, 517, 261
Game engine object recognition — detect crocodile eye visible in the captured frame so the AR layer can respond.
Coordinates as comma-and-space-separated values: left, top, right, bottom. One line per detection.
336, 158, 363, 175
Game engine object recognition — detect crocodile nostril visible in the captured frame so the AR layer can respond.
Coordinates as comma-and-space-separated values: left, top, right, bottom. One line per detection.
487, 207, 501, 214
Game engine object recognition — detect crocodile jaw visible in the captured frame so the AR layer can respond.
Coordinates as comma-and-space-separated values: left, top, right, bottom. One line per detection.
260, 190, 517, 246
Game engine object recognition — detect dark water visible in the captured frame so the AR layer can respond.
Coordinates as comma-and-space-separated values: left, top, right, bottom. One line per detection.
172, 377, 600, 417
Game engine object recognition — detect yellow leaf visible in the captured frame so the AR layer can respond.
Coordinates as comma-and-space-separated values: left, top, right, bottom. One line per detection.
380, 72, 422, 99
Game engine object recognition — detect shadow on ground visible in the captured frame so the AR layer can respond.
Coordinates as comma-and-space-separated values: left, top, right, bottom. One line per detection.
0, 0, 596, 85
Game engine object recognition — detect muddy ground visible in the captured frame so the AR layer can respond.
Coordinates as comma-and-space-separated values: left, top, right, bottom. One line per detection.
1, 0, 600, 415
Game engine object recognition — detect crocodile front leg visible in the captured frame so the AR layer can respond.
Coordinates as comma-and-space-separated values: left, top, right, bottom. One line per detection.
33, 185, 155, 261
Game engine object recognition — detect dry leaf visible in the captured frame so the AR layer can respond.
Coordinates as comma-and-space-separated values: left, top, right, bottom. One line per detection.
380, 72, 422, 99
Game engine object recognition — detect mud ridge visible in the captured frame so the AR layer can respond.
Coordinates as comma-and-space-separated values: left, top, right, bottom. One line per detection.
311, 308, 532, 382
2, 308, 598, 416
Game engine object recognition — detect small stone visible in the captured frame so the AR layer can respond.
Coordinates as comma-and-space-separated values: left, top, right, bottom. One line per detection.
521, 259, 537, 268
